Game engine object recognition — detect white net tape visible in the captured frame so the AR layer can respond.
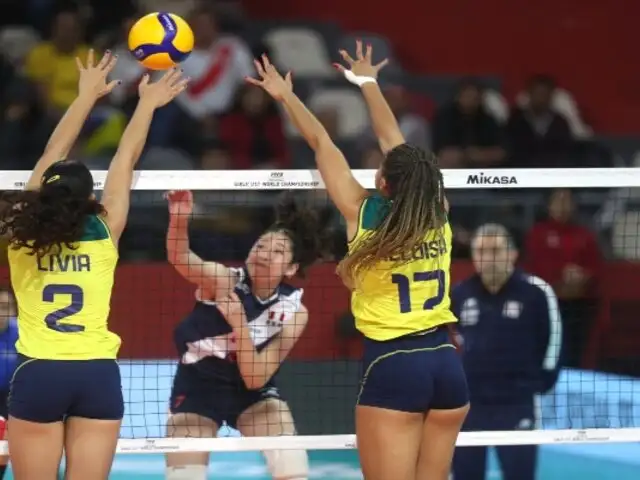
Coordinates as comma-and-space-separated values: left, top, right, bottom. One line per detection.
4, 167, 640, 191
1, 167, 640, 463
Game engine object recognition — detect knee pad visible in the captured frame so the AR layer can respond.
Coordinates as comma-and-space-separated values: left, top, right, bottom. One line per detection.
166, 465, 207, 480
263, 449, 309, 479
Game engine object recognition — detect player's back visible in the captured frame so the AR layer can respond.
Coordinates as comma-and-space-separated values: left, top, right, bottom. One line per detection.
349, 194, 456, 341
8, 214, 121, 360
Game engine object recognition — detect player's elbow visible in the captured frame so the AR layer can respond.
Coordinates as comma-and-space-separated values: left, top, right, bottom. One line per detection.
379, 134, 406, 155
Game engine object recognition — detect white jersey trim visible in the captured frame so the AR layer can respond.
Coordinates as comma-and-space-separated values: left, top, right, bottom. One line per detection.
525, 275, 562, 371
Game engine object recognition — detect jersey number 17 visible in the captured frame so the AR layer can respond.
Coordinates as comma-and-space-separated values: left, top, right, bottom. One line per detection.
391, 270, 445, 314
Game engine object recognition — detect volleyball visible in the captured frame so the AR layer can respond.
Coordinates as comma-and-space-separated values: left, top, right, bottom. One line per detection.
128, 12, 194, 70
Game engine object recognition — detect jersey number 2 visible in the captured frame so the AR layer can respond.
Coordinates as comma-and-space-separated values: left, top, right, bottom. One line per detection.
392, 270, 445, 314
42, 284, 85, 333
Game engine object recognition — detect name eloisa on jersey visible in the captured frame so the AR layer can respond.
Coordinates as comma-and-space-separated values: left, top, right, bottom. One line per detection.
179, 267, 303, 366
385, 237, 447, 263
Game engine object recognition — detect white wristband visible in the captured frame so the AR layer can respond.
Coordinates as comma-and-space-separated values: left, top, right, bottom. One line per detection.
343, 69, 377, 87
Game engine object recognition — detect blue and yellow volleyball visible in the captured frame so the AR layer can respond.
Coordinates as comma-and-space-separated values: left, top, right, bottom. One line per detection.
128, 12, 194, 70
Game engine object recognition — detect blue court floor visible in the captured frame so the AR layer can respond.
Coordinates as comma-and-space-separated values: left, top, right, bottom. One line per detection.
6, 361, 639, 479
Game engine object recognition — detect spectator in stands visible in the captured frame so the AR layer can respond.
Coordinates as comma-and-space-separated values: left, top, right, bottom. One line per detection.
359, 84, 430, 151
0, 55, 53, 169
432, 80, 506, 168
507, 75, 574, 168
25, 9, 90, 115
218, 84, 289, 169
524, 188, 602, 368
148, 5, 253, 148
200, 139, 231, 170
452, 224, 561, 480
109, 14, 146, 116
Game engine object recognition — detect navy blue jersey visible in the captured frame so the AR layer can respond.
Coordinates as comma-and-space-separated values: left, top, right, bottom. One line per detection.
451, 270, 562, 403
0, 318, 18, 391
173, 266, 303, 384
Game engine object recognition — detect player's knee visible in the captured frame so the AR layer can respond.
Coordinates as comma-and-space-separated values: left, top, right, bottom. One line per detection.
263, 449, 309, 479
166, 465, 207, 480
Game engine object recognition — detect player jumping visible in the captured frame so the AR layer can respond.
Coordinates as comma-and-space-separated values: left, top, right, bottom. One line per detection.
165, 190, 330, 480
0, 50, 188, 480
248, 43, 469, 480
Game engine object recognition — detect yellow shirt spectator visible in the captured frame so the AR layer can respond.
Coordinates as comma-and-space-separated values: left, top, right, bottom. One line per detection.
26, 42, 91, 110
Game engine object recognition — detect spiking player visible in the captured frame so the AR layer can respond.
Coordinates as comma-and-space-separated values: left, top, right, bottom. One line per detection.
165, 191, 330, 480
248, 43, 469, 480
0, 50, 188, 480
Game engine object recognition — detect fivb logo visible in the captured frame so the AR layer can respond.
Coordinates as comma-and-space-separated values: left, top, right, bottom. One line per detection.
466, 172, 518, 185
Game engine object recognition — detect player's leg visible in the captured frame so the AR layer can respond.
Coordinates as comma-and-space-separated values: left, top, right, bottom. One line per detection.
62, 359, 124, 480
7, 358, 67, 479
8, 417, 64, 479
356, 406, 424, 480
236, 391, 309, 480
356, 334, 442, 480
166, 413, 217, 479
416, 343, 470, 480
451, 406, 489, 480
165, 364, 220, 480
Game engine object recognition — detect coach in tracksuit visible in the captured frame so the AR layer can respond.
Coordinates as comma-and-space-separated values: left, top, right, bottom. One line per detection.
451, 224, 562, 480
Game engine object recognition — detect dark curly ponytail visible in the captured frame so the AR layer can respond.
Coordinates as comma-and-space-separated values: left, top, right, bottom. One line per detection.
269, 193, 332, 277
0, 160, 104, 257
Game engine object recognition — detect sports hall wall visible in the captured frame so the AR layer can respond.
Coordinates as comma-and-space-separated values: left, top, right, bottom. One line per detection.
0, 261, 634, 367
243, 0, 640, 134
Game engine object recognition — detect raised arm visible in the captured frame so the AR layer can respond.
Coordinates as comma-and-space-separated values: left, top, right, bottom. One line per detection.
336, 40, 404, 155
101, 69, 189, 243
246, 56, 367, 224
26, 50, 119, 190
218, 293, 308, 389
166, 190, 239, 300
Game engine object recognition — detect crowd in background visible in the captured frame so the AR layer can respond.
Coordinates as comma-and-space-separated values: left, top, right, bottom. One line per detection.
0, 0, 631, 376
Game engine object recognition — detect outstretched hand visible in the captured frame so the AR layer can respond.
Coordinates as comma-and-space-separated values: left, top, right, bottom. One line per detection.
334, 40, 389, 83
166, 190, 193, 217
76, 49, 120, 99
245, 54, 292, 101
139, 68, 190, 108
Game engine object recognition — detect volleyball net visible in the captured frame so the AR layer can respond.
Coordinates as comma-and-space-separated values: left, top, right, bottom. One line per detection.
1, 168, 640, 469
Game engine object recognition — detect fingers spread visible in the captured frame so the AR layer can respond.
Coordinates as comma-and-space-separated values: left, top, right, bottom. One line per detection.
97, 50, 111, 70
172, 77, 190, 95
355, 40, 364, 60
375, 58, 390, 71
339, 50, 355, 65
261, 54, 272, 70
87, 49, 95, 68
365, 43, 373, 62
332, 63, 346, 73
244, 76, 262, 86
254, 59, 266, 78
139, 73, 150, 87
104, 52, 119, 73
100, 79, 121, 96
75, 56, 85, 71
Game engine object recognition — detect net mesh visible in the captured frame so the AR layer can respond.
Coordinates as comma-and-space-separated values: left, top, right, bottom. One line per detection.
1, 168, 640, 480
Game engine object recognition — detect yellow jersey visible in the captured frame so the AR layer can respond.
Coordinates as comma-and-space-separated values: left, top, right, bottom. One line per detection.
8, 215, 121, 360
348, 194, 456, 341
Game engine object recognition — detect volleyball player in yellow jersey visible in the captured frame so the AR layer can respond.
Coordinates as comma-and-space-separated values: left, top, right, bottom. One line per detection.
248, 43, 469, 480
0, 50, 189, 480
